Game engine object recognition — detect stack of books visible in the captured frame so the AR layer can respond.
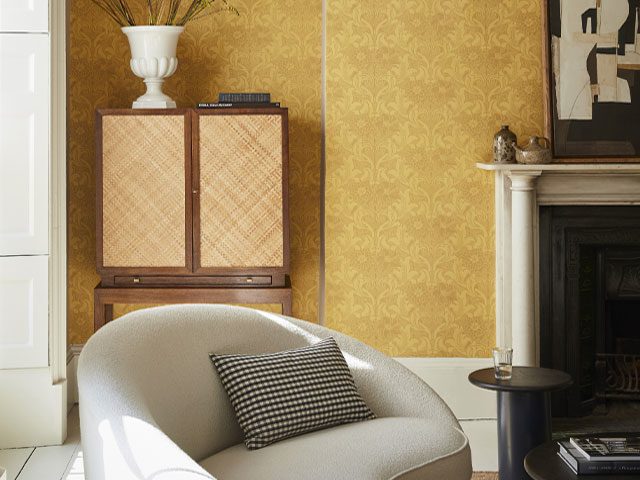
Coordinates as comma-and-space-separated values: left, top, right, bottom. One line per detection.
558, 436, 640, 475
197, 93, 280, 109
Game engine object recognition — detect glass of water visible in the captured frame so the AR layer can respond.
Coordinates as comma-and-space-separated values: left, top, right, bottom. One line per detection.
492, 347, 513, 380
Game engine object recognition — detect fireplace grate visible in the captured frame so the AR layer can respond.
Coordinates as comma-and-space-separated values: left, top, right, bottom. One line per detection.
596, 353, 640, 400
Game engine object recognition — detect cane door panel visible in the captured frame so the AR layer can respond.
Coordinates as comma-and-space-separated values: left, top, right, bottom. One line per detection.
99, 112, 190, 271
197, 114, 285, 270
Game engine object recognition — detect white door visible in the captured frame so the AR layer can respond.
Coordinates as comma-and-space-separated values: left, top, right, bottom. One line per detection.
0, 255, 48, 369
0, 34, 49, 255
0, 0, 48, 33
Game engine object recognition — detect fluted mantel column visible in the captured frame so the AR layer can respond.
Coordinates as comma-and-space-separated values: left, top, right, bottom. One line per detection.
509, 171, 542, 366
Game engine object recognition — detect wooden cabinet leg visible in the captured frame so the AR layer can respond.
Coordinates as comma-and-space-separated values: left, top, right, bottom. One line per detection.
105, 304, 113, 324
282, 293, 292, 316
94, 291, 106, 332
94, 287, 114, 332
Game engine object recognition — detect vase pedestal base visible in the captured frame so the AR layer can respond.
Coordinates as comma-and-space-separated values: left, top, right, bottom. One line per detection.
132, 99, 177, 109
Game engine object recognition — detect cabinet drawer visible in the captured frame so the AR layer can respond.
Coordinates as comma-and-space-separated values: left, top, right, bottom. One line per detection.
0, 34, 49, 255
0, 256, 48, 369
0, 0, 48, 32
114, 275, 272, 286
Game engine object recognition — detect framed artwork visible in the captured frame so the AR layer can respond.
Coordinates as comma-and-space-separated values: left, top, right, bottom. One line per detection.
543, 0, 640, 162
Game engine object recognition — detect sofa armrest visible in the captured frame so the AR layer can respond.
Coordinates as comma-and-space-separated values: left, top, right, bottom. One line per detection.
79, 395, 214, 480
78, 345, 215, 480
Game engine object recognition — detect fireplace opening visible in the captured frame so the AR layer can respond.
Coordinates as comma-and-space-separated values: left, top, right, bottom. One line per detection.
598, 254, 640, 402
539, 206, 640, 434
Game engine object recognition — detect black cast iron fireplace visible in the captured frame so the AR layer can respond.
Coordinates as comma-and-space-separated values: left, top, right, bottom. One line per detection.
596, 250, 640, 402
539, 206, 640, 417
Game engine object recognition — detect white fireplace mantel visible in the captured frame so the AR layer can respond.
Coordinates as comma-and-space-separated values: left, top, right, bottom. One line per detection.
477, 162, 640, 366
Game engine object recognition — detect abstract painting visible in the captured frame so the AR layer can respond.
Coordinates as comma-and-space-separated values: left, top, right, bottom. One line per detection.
546, 0, 640, 159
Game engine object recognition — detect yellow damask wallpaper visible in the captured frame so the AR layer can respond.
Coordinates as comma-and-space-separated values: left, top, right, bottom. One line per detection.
67, 0, 321, 344
324, 0, 544, 357
69, 0, 545, 357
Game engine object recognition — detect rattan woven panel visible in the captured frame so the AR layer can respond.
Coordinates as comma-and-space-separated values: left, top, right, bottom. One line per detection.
102, 115, 186, 267
199, 115, 283, 268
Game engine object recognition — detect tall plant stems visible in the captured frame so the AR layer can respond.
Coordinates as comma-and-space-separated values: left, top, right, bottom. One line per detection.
90, 0, 238, 26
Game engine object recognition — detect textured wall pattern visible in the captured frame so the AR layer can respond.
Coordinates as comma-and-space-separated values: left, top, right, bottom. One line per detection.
70, 0, 545, 357
324, 0, 544, 357
68, 0, 321, 344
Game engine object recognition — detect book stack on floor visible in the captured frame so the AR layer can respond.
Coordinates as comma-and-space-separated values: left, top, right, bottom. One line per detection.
558, 436, 640, 475
197, 93, 280, 109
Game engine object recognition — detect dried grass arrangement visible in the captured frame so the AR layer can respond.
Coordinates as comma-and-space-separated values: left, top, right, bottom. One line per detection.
90, 0, 239, 27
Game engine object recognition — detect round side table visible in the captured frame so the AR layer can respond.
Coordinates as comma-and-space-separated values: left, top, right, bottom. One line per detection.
525, 440, 640, 480
469, 367, 572, 480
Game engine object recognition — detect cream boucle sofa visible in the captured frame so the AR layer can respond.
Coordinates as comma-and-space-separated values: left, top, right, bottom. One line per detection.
78, 305, 472, 480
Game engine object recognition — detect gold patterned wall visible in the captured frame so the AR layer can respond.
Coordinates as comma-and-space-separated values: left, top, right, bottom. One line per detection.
67, 0, 321, 344
69, 0, 545, 357
324, 0, 544, 357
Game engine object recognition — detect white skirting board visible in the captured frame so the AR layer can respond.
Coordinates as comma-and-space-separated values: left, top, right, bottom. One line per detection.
66, 345, 82, 412
0, 369, 66, 449
67, 347, 498, 471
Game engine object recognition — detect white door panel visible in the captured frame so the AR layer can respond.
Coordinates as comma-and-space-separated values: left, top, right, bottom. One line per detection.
0, 0, 48, 32
0, 255, 48, 369
0, 34, 49, 255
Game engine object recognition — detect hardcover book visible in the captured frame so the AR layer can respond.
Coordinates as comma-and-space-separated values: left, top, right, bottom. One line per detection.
558, 441, 640, 474
197, 102, 280, 109
570, 437, 640, 461
218, 93, 271, 103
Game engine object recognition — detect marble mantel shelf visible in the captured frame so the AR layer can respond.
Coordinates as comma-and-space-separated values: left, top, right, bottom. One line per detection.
476, 162, 640, 173
477, 161, 640, 367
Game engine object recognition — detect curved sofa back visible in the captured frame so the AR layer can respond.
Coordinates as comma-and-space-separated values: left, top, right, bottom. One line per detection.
78, 305, 458, 463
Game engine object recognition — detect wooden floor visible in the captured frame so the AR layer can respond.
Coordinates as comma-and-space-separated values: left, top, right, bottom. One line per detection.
0, 407, 497, 479
0, 407, 83, 480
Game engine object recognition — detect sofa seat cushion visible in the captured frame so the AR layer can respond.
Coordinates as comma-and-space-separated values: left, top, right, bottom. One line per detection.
199, 416, 471, 480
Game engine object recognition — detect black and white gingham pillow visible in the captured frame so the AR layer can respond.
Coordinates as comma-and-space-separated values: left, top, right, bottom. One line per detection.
210, 337, 375, 449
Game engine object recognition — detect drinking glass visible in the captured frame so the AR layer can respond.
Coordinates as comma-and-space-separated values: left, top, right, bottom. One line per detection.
492, 347, 513, 380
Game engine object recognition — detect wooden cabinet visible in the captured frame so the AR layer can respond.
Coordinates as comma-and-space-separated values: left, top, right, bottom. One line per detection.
0, 34, 49, 256
95, 108, 291, 329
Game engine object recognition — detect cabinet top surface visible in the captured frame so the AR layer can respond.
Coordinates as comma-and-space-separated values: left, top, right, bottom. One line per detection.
97, 107, 288, 116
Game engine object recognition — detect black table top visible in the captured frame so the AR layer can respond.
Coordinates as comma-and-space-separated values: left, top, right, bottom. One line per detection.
468, 367, 573, 392
525, 441, 640, 480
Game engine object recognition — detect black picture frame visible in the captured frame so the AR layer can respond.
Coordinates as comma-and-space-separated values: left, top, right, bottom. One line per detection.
543, 0, 640, 162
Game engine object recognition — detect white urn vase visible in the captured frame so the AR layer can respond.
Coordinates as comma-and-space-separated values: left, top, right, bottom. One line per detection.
121, 25, 184, 109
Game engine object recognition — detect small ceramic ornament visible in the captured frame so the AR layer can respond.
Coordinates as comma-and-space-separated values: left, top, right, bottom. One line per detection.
515, 136, 552, 164
493, 125, 517, 163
